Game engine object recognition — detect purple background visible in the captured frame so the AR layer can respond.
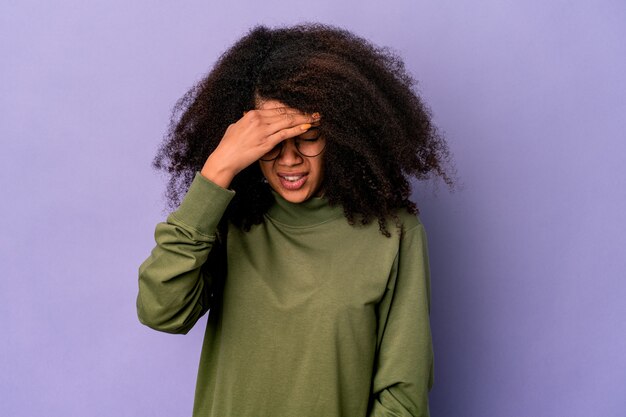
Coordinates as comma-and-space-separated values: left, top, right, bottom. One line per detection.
2, 1, 625, 416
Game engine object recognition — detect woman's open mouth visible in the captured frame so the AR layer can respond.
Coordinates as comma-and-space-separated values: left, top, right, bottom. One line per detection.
277, 173, 308, 190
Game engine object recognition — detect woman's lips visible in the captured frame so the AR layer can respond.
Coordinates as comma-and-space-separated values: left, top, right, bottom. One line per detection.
277, 173, 308, 190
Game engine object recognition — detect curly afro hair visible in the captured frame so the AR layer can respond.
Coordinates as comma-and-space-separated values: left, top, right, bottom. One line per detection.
153, 23, 454, 236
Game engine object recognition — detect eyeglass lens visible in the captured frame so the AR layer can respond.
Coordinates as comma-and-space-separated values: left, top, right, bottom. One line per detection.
260, 128, 325, 161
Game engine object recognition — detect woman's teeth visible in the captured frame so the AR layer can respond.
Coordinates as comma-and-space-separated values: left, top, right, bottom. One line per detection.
278, 174, 307, 190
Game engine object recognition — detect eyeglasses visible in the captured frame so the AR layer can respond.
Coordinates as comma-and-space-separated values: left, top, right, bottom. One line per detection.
259, 127, 326, 161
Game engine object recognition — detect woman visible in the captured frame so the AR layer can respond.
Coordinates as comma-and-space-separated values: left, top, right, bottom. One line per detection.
137, 23, 452, 417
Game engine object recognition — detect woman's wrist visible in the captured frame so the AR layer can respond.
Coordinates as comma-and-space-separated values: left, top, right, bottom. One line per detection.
200, 155, 237, 189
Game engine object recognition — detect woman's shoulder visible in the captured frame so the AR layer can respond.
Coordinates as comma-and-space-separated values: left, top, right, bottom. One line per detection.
337, 208, 423, 241
392, 208, 424, 235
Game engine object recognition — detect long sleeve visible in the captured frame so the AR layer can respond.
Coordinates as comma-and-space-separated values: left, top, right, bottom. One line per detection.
368, 222, 434, 417
137, 172, 235, 334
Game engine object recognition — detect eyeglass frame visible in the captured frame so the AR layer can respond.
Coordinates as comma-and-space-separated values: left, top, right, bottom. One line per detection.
259, 127, 326, 161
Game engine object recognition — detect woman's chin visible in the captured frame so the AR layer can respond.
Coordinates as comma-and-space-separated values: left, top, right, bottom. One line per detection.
269, 180, 315, 203
274, 188, 312, 203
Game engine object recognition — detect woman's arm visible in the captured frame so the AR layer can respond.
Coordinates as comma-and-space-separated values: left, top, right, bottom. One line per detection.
136, 173, 235, 334
137, 107, 319, 334
369, 222, 434, 417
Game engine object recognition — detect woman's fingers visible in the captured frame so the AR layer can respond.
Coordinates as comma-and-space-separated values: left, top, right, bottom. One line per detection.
256, 108, 321, 149
265, 122, 314, 148
209, 106, 320, 171
245, 107, 320, 129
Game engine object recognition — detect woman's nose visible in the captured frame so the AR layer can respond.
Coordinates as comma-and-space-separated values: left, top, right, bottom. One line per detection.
277, 139, 302, 165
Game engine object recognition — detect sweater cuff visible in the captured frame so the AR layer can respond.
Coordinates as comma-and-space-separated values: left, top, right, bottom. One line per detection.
171, 172, 235, 236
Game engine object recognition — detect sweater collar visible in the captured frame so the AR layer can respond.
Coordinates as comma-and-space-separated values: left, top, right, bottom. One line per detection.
265, 191, 345, 227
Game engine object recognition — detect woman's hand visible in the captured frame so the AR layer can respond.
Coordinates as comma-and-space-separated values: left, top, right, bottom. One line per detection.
200, 107, 320, 188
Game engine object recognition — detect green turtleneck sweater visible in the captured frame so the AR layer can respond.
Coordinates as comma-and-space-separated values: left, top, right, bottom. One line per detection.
137, 172, 433, 417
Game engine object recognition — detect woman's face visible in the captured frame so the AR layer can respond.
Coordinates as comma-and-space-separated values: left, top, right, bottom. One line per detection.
257, 99, 325, 203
